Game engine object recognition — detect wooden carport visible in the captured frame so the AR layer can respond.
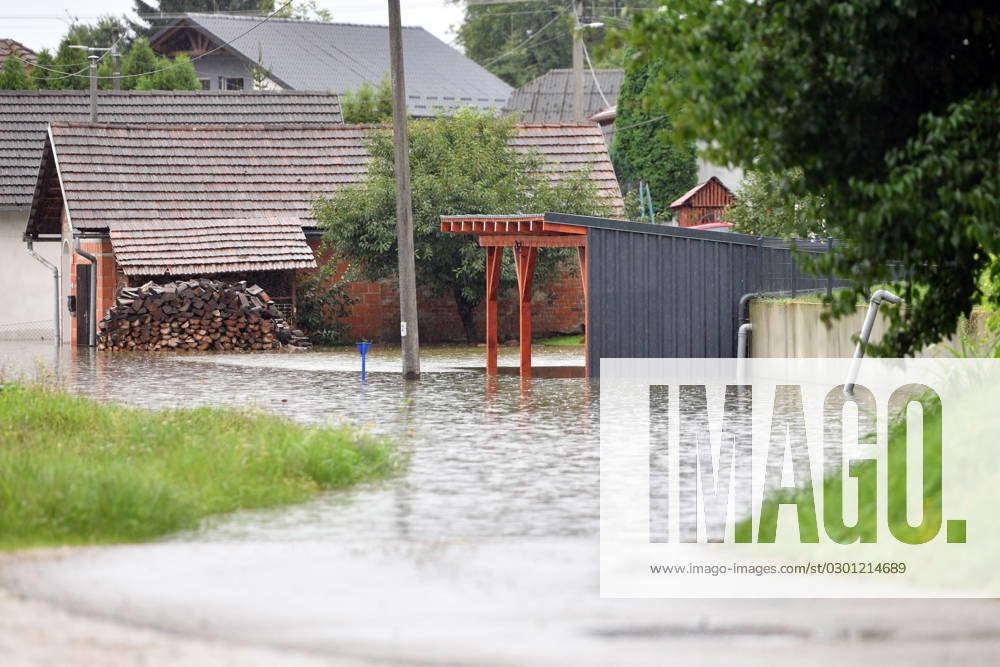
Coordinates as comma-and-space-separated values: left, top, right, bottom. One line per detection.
440, 214, 588, 377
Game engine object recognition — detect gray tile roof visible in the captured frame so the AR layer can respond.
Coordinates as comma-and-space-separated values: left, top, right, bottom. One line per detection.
155, 14, 512, 116
503, 69, 624, 124
26, 122, 622, 236
0, 90, 342, 208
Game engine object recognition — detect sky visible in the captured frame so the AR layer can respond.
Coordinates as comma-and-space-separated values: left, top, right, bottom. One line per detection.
1, 1, 467, 53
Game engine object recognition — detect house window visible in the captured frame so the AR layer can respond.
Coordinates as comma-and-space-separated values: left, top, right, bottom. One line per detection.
198, 78, 211, 90
221, 77, 244, 91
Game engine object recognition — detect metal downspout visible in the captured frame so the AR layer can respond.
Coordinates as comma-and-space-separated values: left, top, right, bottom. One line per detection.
844, 290, 904, 397
26, 239, 61, 345
73, 237, 98, 347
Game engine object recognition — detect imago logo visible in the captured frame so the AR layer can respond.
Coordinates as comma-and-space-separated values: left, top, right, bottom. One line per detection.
647, 383, 965, 546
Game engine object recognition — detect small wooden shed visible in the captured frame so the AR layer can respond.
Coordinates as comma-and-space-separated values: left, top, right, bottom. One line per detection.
670, 176, 734, 227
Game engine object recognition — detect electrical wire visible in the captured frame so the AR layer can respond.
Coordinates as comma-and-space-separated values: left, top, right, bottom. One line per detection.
480, 7, 567, 67
605, 113, 668, 134
26, 28, 131, 82
10, 1, 293, 82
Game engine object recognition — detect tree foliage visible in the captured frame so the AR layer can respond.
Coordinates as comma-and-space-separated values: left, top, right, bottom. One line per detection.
725, 169, 826, 238
14, 20, 198, 92
132, 1, 269, 36
0, 58, 33, 90
610, 52, 697, 220
624, 1, 1000, 356
314, 110, 609, 341
340, 76, 393, 124
269, 0, 333, 21
455, 1, 637, 87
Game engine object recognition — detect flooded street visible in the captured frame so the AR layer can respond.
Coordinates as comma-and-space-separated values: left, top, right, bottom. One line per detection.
1, 341, 998, 665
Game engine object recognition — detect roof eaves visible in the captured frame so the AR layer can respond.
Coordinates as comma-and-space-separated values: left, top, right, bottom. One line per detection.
149, 14, 294, 90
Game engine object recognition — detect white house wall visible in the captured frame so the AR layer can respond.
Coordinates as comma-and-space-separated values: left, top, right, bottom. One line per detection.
0, 207, 60, 340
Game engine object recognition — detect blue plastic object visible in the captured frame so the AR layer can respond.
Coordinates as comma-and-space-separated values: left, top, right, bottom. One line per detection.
355, 341, 372, 382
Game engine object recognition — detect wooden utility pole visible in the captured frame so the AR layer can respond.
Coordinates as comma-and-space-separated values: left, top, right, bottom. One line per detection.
387, 0, 421, 380
572, 0, 585, 121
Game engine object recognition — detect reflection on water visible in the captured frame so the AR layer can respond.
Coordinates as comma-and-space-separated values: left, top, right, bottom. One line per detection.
0, 341, 598, 542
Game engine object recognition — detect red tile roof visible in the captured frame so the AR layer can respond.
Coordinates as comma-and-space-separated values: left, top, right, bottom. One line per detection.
108, 216, 316, 276
28, 121, 622, 236
0, 38, 35, 68
1, 90, 343, 207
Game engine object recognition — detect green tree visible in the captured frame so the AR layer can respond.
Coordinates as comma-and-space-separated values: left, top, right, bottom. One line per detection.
30, 16, 131, 90
625, 1, 1000, 356
726, 169, 826, 238
455, 1, 638, 88
132, 1, 270, 36
314, 109, 609, 341
0, 58, 33, 90
340, 76, 393, 124
106, 37, 199, 91
134, 53, 200, 90
269, 0, 333, 21
610, 54, 697, 220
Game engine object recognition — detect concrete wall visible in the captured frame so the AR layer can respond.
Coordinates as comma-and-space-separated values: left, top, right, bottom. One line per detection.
750, 299, 991, 358
0, 207, 61, 340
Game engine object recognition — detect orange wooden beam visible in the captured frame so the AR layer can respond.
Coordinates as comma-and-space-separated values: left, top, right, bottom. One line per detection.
485, 245, 503, 375
478, 235, 586, 248
541, 221, 588, 235
513, 244, 538, 378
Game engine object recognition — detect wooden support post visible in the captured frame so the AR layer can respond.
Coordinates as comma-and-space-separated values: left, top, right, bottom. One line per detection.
485, 245, 503, 374
514, 243, 537, 377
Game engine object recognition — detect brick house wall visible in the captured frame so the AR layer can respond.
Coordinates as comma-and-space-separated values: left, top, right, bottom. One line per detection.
307, 240, 585, 343
65, 239, 584, 346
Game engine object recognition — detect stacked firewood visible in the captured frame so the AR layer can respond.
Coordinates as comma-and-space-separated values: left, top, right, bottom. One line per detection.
97, 279, 311, 352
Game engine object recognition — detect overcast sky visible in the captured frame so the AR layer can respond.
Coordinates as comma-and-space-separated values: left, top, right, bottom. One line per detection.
2, 1, 466, 53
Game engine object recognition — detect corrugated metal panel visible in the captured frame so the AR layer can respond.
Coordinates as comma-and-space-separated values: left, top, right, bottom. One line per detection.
545, 214, 846, 377
503, 69, 625, 123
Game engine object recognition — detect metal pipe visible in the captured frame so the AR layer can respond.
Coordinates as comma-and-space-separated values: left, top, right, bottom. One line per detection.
73, 237, 98, 347
26, 239, 61, 345
844, 290, 904, 397
737, 322, 753, 359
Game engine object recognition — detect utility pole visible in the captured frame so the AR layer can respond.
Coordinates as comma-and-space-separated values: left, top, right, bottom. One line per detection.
573, 0, 585, 122
87, 54, 99, 122
69, 45, 110, 122
387, 0, 420, 380
111, 29, 121, 90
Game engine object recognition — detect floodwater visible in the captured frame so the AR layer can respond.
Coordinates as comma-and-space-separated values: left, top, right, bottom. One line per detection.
2, 341, 999, 665
0, 341, 598, 541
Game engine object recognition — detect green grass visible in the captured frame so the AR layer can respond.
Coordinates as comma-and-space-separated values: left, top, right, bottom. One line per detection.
536, 334, 585, 346
0, 382, 397, 550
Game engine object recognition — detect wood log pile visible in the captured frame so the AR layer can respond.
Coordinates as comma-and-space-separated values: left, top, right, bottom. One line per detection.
97, 279, 311, 352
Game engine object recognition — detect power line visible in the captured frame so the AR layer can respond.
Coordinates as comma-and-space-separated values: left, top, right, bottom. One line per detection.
480, 7, 567, 67
606, 114, 668, 134
10, 1, 294, 82
571, 3, 610, 108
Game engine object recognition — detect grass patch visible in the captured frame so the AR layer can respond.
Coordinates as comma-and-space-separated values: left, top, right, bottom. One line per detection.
0, 382, 397, 550
536, 334, 585, 346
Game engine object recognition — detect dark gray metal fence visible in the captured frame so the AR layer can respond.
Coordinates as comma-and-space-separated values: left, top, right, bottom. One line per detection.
544, 213, 848, 377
